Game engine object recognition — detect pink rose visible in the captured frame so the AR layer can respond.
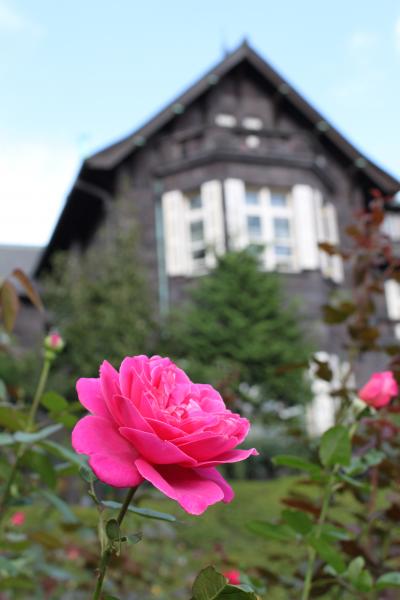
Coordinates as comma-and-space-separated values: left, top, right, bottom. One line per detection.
359, 371, 398, 409
72, 355, 257, 515
10, 511, 25, 526
223, 570, 241, 585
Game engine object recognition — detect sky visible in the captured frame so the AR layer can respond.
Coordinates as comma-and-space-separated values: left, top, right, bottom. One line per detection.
1, 0, 400, 247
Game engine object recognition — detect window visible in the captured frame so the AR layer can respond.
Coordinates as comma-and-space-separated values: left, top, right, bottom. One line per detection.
185, 189, 207, 272
271, 192, 287, 207
269, 191, 295, 270
190, 194, 202, 210
247, 215, 262, 240
245, 135, 260, 149
190, 220, 204, 242
242, 116, 263, 130
273, 217, 290, 239
215, 113, 237, 128
274, 245, 292, 257
245, 189, 260, 206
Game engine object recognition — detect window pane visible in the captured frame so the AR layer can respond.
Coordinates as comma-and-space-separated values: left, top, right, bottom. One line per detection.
190, 194, 202, 209
192, 248, 206, 260
247, 215, 262, 239
273, 217, 290, 239
190, 220, 204, 242
245, 190, 259, 205
271, 192, 287, 207
274, 245, 292, 256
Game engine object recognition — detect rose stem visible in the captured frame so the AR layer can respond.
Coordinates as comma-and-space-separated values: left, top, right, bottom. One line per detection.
0, 355, 52, 522
92, 486, 138, 600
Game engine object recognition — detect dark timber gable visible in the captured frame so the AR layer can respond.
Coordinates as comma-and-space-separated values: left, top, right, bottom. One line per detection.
36, 41, 399, 364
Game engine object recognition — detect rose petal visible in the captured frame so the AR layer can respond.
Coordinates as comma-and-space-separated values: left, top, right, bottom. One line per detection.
195, 467, 234, 503
195, 447, 259, 468
88, 453, 143, 488
72, 415, 142, 487
178, 434, 239, 461
76, 378, 111, 419
119, 428, 196, 466
145, 418, 184, 440
107, 395, 154, 433
119, 355, 150, 400
100, 360, 121, 413
135, 459, 224, 515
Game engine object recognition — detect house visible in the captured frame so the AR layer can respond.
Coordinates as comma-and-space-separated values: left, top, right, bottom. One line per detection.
35, 41, 400, 428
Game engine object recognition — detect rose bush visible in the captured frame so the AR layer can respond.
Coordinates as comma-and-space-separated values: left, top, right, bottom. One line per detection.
72, 355, 257, 515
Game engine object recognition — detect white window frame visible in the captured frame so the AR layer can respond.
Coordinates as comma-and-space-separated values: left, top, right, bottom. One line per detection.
185, 190, 208, 275
241, 185, 299, 273
267, 189, 298, 272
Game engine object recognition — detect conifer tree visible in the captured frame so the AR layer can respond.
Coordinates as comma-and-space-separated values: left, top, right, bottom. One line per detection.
44, 229, 156, 391
164, 249, 311, 408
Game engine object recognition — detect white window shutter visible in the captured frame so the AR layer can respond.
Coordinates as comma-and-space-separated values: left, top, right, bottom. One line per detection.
162, 190, 190, 276
385, 280, 400, 321
314, 190, 330, 277
292, 184, 319, 270
324, 203, 344, 283
201, 180, 225, 268
224, 178, 248, 249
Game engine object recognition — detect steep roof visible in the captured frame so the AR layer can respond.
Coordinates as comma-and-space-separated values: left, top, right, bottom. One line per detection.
36, 40, 399, 275
86, 40, 399, 192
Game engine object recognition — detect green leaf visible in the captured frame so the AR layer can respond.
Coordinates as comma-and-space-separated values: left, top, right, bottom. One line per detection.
353, 570, 373, 593
319, 524, 351, 541
0, 407, 27, 431
376, 572, 400, 590
0, 433, 15, 446
41, 391, 68, 412
40, 439, 87, 468
14, 423, 62, 444
11, 268, 44, 312
308, 537, 346, 574
105, 519, 120, 542
37, 489, 79, 524
1, 280, 19, 332
282, 510, 313, 535
346, 556, 364, 581
319, 425, 351, 468
0, 379, 7, 402
27, 451, 57, 488
102, 500, 177, 522
217, 586, 258, 598
192, 566, 227, 600
121, 533, 142, 545
247, 520, 296, 541
363, 449, 385, 468
346, 558, 373, 592
272, 455, 324, 478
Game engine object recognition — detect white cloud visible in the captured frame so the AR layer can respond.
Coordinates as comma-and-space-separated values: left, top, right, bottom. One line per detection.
395, 17, 400, 53
0, 0, 42, 35
0, 138, 79, 245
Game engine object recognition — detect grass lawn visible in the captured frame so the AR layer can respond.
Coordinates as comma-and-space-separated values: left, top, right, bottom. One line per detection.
4, 476, 359, 598
94, 477, 305, 599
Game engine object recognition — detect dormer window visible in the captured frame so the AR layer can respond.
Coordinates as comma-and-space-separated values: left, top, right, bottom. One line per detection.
215, 113, 237, 128
242, 116, 263, 130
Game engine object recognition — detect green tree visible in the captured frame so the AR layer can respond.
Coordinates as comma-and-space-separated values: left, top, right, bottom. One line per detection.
164, 249, 312, 409
43, 229, 156, 393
